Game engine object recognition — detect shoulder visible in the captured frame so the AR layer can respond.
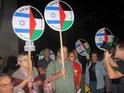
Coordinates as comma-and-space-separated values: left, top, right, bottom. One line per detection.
74, 62, 80, 67
12, 69, 21, 78
97, 61, 103, 65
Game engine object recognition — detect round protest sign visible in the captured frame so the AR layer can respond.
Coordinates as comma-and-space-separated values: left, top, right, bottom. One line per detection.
75, 39, 90, 56
12, 5, 45, 41
44, 0, 74, 31
95, 27, 114, 50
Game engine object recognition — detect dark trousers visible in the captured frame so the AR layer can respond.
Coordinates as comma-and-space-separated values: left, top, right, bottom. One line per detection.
90, 81, 104, 93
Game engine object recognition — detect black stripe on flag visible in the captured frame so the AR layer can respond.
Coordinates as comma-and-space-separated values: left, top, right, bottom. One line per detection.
59, 1, 72, 11
31, 7, 42, 19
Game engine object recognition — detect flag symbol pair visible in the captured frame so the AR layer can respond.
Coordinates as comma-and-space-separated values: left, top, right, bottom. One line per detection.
75, 39, 90, 56
44, 0, 74, 32
12, 0, 74, 41
12, 5, 45, 41
95, 28, 113, 50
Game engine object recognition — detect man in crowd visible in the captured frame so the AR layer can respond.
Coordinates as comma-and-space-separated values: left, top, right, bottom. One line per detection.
0, 57, 5, 74
69, 51, 82, 92
38, 48, 52, 81
45, 46, 75, 93
0, 73, 13, 93
104, 41, 124, 93
85, 51, 105, 93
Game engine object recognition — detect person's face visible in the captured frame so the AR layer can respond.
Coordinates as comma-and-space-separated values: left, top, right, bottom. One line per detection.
69, 53, 75, 62
115, 47, 124, 60
91, 53, 98, 63
44, 49, 50, 58
19, 55, 29, 68
73, 50, 78, 58
0, 76, 13, 93
60, 47, 68, 60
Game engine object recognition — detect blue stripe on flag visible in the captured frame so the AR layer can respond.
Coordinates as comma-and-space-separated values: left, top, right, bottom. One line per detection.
14, 12, 29, 18
15, 29, 29, 33
75, 44, 80, 48
47, 20, 60, 24
96, 43, 103, 46
79, 51, 84, 54
96, 33, 104, 36
46, 6, 59, 10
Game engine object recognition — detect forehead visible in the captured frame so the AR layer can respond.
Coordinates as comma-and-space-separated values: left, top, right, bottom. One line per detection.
44, 49, 50, 52
69, 52, 74, 55
92, 53, 97, 57
63, 47, 68, 52
0, 76, 11, 84
21, 55, 28, 60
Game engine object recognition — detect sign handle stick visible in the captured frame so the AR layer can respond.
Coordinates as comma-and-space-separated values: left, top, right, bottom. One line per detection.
28, 50, 32, 75
59, 30, 65, 79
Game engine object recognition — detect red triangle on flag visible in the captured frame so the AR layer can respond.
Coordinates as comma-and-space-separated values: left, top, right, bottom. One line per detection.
59, 1, 66, 30
30, 8, 36, 39
104, 31, 108, 43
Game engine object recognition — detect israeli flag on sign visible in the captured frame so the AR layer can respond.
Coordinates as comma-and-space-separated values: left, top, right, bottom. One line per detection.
44, 0, 74, 32
12, 5, 45, 41
75, 39, 90, 56
95, 28, 114, 50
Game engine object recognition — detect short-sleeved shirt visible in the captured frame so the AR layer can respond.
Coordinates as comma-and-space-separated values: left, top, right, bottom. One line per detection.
46, 60, 75, 93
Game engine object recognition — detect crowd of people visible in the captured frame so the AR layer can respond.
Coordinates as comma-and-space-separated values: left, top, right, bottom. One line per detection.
0, 41, 124, 93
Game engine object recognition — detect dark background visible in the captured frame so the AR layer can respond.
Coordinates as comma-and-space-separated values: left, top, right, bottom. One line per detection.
17, 0, 124, 57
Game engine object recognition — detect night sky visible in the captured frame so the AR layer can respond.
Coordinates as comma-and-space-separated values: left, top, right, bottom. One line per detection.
18, 0, 124, 57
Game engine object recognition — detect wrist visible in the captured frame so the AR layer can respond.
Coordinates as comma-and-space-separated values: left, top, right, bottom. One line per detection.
58, 72, 61, 78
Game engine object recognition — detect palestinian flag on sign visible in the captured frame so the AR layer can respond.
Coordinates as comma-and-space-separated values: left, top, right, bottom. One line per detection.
44, 0, 74, 31
12, 5, 44, 41
95, 28, 113, 49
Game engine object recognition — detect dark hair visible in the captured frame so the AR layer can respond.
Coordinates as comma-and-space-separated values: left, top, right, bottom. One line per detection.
0, 73, 11, 78
0, 57, 3, 60
91, 51, 99, 57
117, 41, 124, 50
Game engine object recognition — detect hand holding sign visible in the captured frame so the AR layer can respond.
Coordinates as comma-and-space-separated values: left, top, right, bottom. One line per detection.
12, 5, 45, 75
44, 0, 74, 79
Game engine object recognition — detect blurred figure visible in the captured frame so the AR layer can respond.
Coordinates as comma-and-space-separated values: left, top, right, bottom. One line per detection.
0, 73, 33, 93
0, 57, 5, 74
69, 51, 82, 92
85, 51, 105, 93
38, 48, 52, 81
45, 46, 75, 93
12, 52, 41, 93
0, 73, 13, 93
104, 41, 124, 93
72, 49, 83, 71
37, 48, 53, 93
3, 55, 18, 76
